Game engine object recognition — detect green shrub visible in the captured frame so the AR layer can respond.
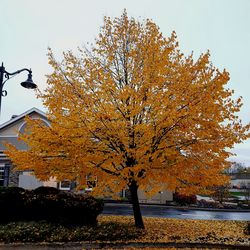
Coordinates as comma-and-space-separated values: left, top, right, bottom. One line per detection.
33, 186, 60, 195
173, 192, 197, 205
0, 187, 103, 225
246, 222, 250, 235
0, 187, 27, 223
0, 186, 25, 194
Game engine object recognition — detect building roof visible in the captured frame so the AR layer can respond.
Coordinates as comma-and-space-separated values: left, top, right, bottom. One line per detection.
231, 173, 250, 180
0, 107, 47, 131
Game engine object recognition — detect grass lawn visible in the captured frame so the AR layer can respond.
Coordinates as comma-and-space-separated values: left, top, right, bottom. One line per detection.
0, 215, 249, 248
230, 191, 246, 196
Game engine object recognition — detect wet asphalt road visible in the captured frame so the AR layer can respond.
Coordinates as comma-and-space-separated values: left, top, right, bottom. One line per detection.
102, 203, 250, 221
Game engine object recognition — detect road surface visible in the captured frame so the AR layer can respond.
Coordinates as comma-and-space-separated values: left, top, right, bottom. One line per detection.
102, 203, 250, 221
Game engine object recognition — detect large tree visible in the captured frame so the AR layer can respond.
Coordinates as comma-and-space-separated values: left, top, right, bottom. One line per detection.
7, 11, 249, 228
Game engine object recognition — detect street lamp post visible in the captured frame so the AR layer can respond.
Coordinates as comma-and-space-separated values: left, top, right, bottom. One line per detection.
0, 62, 37, 116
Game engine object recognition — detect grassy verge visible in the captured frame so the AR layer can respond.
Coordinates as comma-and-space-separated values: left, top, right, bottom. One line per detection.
230, 191, 246, 196
0, 219, 142, 243
0, 215, 249, 246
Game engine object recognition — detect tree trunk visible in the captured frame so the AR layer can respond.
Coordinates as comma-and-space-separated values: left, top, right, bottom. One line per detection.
129, 180, 145, 229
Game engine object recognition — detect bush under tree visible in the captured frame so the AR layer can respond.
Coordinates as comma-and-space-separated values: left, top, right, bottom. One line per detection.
173, 192, 197, 206
0, 187, 103, 225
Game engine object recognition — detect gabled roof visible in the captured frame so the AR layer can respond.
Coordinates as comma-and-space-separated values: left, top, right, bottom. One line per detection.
0, 107, 47, 131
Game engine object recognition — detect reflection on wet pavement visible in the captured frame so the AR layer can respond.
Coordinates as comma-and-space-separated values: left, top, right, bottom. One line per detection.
102, 204, 250, 221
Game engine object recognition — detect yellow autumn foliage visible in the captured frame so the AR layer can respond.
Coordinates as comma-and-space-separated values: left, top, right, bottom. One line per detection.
99, 215, 249, 246
6, 11, 250, 226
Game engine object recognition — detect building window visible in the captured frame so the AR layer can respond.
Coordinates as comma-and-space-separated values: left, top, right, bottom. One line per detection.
59, 180, 71, 190
0, 165, 4, 187
86, 175, 97, 191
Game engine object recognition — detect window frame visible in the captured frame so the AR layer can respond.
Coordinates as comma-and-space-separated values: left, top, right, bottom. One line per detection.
0, 164, 5, 187
59, 180, 71, 191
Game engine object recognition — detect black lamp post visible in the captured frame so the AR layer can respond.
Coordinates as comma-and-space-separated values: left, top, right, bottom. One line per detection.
0, 62, 37, 115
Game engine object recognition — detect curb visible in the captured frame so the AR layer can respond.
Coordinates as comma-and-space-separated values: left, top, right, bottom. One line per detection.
0, 242, 249, 249
104, 202, 250, 213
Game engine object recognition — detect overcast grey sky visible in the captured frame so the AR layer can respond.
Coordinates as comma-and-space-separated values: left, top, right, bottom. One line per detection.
0, 0, 250, 165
